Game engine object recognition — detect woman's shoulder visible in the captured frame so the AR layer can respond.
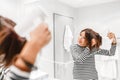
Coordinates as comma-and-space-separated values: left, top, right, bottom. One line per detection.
71, 44, 78, 47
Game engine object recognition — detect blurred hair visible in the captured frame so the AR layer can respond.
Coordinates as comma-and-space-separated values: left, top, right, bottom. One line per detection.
80, 28, 102, 50
94, 32, 102, 48
80, 28, 94, 50
0, 15, 26, 66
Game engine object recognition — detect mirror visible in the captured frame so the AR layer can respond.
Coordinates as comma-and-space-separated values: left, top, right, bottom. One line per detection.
52, 0, 120, 80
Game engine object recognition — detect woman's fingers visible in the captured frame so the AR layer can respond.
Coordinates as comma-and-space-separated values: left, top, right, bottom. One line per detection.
30, 23, 51, 47
107, 32, 116, 39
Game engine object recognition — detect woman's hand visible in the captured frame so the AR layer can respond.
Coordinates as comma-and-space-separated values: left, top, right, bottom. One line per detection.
91, 38, 96, 47
30, 23, 51, 48
107, 32, 117, 44
14, 23, 51, 71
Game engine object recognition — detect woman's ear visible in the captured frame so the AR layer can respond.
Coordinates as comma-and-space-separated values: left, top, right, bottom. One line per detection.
91, 38, 96, 46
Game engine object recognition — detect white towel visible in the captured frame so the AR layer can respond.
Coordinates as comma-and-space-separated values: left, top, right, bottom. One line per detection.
99, 60, 117, 79
95, 56, 118, 79
63, 25, 73, 52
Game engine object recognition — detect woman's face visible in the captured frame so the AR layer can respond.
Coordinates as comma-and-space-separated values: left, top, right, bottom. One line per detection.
78, 31, 88, 47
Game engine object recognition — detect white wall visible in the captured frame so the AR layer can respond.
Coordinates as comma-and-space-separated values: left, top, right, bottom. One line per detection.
74, 1, 120, 42
0, 0, 23, 23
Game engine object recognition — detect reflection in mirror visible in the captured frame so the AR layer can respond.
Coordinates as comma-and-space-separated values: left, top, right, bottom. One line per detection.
53, 0, 120, 80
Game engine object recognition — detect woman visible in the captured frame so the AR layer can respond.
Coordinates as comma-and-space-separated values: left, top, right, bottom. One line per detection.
0, 15, 51, 80
70, 28, 117, 80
